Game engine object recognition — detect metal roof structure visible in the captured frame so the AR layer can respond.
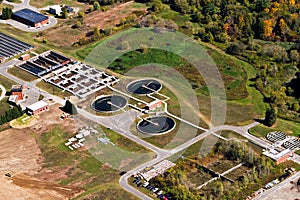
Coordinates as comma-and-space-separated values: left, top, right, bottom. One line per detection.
13, 9, 48, 24
26, 100, 49, 112
0, 32, 33, 59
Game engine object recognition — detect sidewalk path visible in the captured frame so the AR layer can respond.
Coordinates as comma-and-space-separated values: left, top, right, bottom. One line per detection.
0, 84, 6, 101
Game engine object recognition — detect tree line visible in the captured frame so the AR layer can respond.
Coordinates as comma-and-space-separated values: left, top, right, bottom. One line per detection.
0, 105, 24, 125
1, 7, 13, 20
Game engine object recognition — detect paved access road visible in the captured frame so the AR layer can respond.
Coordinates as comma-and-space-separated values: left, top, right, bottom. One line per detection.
0, 60, 274, 200
253, 171, 300, 200
0, 59, 65, 107
117, 121, 264, 200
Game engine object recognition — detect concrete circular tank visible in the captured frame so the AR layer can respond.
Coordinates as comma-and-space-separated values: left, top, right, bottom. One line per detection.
137, 116, 176, 135
91, 95, 127, 113
126, 79, 162, 95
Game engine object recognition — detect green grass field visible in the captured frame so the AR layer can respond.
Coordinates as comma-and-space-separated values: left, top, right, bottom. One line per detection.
0, 74, 17, 89
38, 126, 138, 200
7, 67, 38, 82
0, 97, 11, 116
100, 126, 150, 153
249, 118, 300, 138
0, 75, 16, 117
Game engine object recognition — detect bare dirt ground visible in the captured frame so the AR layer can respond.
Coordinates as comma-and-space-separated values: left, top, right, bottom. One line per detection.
85, 1, 146, 29
29, 103, 78, 135
0, 103, 85, 200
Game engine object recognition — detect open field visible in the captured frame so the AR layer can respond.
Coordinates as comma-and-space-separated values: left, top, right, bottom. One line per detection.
37, 2, 147, 48
37, 125, 139, 199
99, 126, 150, 153
249, 118, 300, 138
84, 2, 147, 30
0, 74, 17, 89
0, 103, 140, 199
7, 67, 38, 82
29, 0, 89, 8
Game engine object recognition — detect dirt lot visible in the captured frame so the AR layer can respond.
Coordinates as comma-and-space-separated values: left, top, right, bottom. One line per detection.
0, 103, 85, 200
41, 1, 147, 47
84, 1, 146, 29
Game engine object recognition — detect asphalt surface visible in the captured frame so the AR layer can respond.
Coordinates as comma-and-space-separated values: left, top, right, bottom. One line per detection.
0, 59, 65, 107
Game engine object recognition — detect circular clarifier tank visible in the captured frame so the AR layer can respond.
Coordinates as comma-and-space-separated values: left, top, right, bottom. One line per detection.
126, 79, 162, 95
91, 95, 127, 112
137, 116, 176, 135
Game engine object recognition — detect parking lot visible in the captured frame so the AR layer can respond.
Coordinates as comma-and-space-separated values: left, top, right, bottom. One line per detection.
132, 176, 171, 200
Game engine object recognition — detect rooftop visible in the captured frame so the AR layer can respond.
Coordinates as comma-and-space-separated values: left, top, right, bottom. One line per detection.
263, 149, 293, 161
11, 84, 24, 92
13, 9, 49, 24
26, 100, 49, 111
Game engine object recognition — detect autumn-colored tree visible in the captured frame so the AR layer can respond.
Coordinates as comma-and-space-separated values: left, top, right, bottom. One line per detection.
263, 19, 273, 39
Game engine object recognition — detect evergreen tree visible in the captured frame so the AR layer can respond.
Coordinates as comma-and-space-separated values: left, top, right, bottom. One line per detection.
63, 100, 77, 115
264, 107, 277, 126
61, 6, 68, 19
1, 7, 13, 20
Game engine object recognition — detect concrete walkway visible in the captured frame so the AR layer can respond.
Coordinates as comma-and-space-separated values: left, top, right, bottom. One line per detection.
0, 84, 6, 101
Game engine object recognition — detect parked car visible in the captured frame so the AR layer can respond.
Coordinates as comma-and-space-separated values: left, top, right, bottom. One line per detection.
152, 188, 159, 193
156, 190, 163, 195
133, 179, 138, 184
137, 182, 142, 187
147, 186, 155, 191
143, 182, 149, 187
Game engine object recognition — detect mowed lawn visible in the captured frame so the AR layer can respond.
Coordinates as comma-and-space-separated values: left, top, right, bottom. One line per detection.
7, 67, 38, 82
249, 118, 300, 138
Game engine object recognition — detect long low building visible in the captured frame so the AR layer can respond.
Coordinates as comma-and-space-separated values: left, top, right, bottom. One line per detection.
263, 149, 294, 164
26, 100, 49, 115
13, 8, 49, 27
0, 32, 33, 60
